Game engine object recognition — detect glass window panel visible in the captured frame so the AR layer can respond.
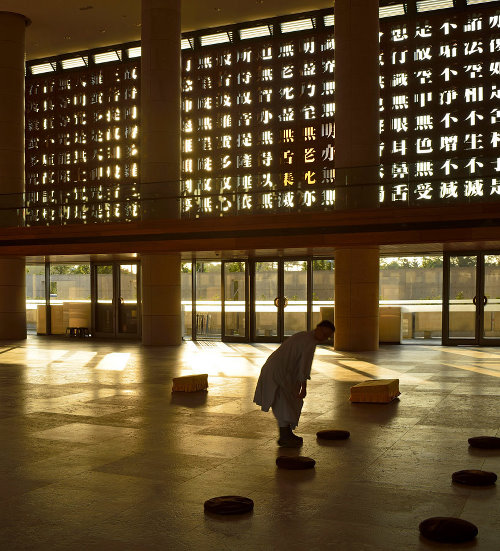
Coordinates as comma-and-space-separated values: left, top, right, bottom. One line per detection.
49, 263, 91, 335
119, 264, 138, 334
483, 255, 500, 339
255, 261, 278, 337
312, 259, 334, 328
224, 262, 246, 337
448, 255, 476, 339
380, 256, 443, 341
96, 265, 114, 333
283, 260, 308, 337
195, 261, 221, 338
181, 262, 193, 340
26, 264, 46, 335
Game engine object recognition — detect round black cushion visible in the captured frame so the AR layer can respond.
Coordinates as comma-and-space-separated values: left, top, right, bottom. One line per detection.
419, 517, 478, 543
276, 455, 316, 470
204, 495, 254, 515
452, 469, 497, 486
316, 429, 350, 440
468, 436, 500, 449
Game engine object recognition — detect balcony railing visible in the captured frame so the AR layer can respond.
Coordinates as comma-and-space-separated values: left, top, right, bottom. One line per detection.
1, 159, 498, 227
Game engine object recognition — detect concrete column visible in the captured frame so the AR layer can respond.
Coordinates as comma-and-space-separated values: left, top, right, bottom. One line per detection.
140, 0, 181, 219
334, 247, 379, 351
332, 3, 380, 351
140, 0, 182, 345
0, 12, 28, 225
0, 257, 26, 339
334, 1, 380, 209
0, 13, 29, 340
141, 254, 182, 345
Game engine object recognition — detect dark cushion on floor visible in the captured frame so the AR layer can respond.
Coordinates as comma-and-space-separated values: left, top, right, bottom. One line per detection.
452, 469, 497, 486
316, 429, 350, 440
468, 436, 500, 449
419, 517, 478, 543
204, 495, 254, 515
276, 455, 316, 470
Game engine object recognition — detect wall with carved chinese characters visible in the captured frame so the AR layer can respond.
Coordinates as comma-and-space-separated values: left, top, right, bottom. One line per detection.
23, 4, 500, 225
380, 5, 500, 205
25, 51, 141, 225
180, 20, 336, 217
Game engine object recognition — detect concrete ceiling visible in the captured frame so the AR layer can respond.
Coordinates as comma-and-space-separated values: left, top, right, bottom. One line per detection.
1, 0, 333, 61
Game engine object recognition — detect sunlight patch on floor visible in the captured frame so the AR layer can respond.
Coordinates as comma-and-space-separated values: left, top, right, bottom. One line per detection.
95, 352, 131, 371
441, 361, 500, 378
433, 347, 500, 359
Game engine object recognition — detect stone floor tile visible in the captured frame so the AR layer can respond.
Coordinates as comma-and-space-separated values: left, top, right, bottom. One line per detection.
0, 336, 499, 549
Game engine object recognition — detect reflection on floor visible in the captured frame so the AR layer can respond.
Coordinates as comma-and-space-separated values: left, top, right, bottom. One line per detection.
0, 336, 499, 549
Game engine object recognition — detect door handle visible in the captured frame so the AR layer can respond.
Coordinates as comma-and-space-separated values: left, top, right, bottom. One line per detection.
473, 296, 478, 305
274, 297, 279, 308
484, 296, 488, 305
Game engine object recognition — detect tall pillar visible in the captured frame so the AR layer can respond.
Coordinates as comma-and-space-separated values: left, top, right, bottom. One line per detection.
0, 12, 29, 340
334, 0, 380, 209
0, 258, 26, 340
140, 0, 181, 219
0, 12, 27, 225
333, 3, 380, 350
140, 0, 182, 345
334, 247, 379, 351
141, 254, 182, 345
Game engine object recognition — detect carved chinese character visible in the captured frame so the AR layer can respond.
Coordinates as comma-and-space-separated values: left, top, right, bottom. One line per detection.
391, 184, 408, 201
303, 190, 316, 206
440, 181, 458, 198
440, 135, 458, 152
304, 171, 316, 185
464, 179, 484, 197
304, 148, 315, 163
415, 183, 433, 200
391, 27, 408, 41
415, 115, 433, 130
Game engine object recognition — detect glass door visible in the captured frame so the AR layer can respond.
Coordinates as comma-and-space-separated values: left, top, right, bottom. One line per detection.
184, 256, 334, 343
195, 261, 221, 339
253, 261, 280, 341
118, 264, 139, 335
223, 261, 248, 341
443, 253, 500, 346
92, 262, 140, 338
95, 264, 114, 335
312, 259, 335, 327
482, 254, 500, 344
283, 260, 309, 337
251, 258, 313, 342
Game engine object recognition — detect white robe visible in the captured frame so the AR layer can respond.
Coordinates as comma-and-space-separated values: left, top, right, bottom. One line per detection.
253, 331, 318, 428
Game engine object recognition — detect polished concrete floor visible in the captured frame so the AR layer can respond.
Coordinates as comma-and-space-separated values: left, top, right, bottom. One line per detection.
0, 336, 499, 550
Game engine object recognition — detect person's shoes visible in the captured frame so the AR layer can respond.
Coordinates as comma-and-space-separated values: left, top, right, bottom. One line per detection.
278, 426, 303, 447
289, 432, 303, 444
277, 437, 302, 447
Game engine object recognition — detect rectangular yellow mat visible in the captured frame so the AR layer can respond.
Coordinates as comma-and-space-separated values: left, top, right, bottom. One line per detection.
172, 374, 208, 392
350, 379, 400, 403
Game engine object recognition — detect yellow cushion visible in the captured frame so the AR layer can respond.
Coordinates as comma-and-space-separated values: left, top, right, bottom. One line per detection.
350, 379, 400, 403
172, 374, 208, 392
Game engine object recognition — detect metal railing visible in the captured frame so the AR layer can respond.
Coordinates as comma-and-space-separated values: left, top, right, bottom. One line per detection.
2, 159, 499, 227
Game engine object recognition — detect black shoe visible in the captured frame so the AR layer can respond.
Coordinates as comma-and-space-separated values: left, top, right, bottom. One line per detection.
289, 432, 303, 444
278, 426, 303, 447
277, 437, 302, 448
